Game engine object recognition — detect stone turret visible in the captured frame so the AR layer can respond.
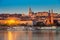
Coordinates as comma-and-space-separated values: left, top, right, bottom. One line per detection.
50, 9, 54, 24
28, 8, 33, 16
46, 9, 54, 25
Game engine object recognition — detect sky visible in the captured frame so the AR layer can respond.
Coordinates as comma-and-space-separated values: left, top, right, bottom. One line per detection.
0, 0, 60, 14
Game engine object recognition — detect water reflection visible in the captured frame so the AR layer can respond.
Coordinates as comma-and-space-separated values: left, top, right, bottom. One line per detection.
8, 32, 12, 40
0, 30, 60, 40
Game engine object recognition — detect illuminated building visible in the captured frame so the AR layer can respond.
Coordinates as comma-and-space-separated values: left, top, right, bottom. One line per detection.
0, 8, 60, 26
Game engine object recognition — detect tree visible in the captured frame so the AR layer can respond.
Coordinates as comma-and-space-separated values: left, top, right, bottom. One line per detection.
36, 22, 46, 26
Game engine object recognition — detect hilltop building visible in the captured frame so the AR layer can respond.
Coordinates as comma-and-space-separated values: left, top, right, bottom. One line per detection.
0, 8, 60, 26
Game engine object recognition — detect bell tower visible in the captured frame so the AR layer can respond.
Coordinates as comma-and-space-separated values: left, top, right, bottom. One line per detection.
50, 9, 54, 24
46, 9, 54, 25
28, 8, 32, 16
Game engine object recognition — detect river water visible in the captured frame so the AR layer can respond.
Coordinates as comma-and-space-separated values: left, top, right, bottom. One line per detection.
0, 30, 60, 40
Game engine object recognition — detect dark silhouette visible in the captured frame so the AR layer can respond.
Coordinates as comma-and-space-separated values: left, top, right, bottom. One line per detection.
54, 20, 60, 26
36, 22, 46, 27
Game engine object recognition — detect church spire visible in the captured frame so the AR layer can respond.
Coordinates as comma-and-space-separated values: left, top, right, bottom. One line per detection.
29, 7, 32, 14
28, 7, 33, 16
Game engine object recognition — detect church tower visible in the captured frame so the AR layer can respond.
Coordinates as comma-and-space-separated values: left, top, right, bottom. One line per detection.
50, 9, 54, 24
46, 9, 54, 25
28, 8, 32, 16
46, 10, 51, 25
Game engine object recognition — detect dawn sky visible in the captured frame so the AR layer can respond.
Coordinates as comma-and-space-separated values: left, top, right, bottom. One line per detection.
0, 0, 60, 14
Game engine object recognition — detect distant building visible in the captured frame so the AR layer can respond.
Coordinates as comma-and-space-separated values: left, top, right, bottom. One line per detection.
0, 8, 60, 26
36, 12, 48, 17
28, 8, 34, 16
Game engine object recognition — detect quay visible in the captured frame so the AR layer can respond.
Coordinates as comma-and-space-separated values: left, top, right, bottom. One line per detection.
0, 26, 58, 31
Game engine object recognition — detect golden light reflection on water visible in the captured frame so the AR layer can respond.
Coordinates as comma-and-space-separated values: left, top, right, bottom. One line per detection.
8, 31, 13, 40
7, 31, 32, 40
0, 30, 57, 40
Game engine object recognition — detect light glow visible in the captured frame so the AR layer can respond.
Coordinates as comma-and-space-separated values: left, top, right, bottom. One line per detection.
6, 20, 20, 26
7, 20, 16, 25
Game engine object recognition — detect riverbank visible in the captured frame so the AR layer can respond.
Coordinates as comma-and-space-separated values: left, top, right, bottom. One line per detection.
0, 26, 60, 31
